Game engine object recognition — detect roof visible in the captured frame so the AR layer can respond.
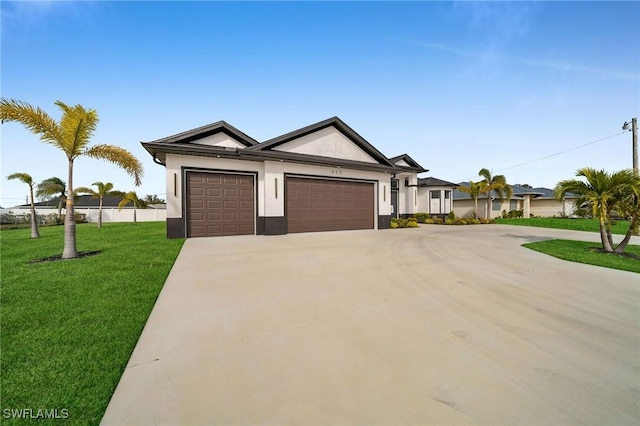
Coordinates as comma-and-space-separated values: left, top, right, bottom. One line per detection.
145, 120, 258, 147
14, 195, 141, 209
453, 183, 578, 201
388, 154, 428, 173
142, 117, 424, 174
418, 177, 457, 187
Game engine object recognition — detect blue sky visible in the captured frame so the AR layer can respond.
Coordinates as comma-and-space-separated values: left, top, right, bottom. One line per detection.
1, 1, 639, 207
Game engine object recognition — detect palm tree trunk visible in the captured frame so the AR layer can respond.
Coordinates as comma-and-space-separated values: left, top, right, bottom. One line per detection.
98, 198, 103, 228
486, 198, 491, 219
133, 203, 137, 223
29, 185, 40, 239
474, 197, 478, 219
614, 212, 638, 254
599, 217, 614, 253
62, 158, 78, 259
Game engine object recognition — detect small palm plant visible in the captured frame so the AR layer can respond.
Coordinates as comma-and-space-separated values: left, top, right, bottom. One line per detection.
36, 177, 66, 218
0, 99, 143, 259
75, 182, 122, 228
7, 172, 40, 238
118, 191, 141, 223
457, 180, 484, 219
556, 167, 640, 254
478, 168, 512, 219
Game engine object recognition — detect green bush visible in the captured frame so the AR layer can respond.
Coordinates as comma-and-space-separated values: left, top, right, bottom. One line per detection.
447, 211, 456, 221
391, 217, 419, 229
413, 213, 430, 222
454, 219, 467, 225
434, 217, 444, 224
424, 218, 435, 224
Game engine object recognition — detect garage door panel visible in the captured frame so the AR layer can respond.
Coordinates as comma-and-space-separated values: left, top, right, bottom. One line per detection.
187, 172, 254, 238
286, 177, 374, 233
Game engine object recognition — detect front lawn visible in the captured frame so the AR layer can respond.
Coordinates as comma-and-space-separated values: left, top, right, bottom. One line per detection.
1, 222, 184, 425
495, 217, 630, 234
523, 239, 640, 273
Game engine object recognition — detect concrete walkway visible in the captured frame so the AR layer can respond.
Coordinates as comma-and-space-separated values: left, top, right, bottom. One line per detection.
102, 225, 640, 425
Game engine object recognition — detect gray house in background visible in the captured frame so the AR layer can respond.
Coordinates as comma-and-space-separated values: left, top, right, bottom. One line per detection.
453, 184, 579, 219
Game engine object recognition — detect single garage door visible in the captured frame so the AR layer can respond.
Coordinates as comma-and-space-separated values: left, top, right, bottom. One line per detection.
187, 172, 254, 237
286, 177, 374, 233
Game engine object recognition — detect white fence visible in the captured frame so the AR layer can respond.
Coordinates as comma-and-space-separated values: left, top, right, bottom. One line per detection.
1, 207, 166, 224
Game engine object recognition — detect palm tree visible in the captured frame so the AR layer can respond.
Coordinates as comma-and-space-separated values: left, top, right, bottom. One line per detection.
478, 168, 512, 219
36, 177, 66, 218
457, 180, 484, 219
75, 182, 122, 228
0, 99, 143, 259
7, 172, 40, 238
118, 191, 141, 223
555, 168, 640, 253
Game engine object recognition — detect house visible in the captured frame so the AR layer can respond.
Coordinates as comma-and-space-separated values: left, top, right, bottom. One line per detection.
142, 117, 428, 238
9, 195, 166, 223
452, 184, 579, 219
417, 177, 458, 217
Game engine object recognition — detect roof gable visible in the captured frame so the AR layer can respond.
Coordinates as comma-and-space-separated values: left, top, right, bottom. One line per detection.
144, 121, 258, 148
248, 117, 395, 167
388, 154, 427, 173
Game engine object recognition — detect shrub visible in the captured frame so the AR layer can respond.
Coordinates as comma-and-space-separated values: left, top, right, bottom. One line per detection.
434, 217, 444, 224
470, 218, 481, 225
407, 218, 419, 228
424, 218, 435, 224
413, 213, 430, 222
447, 211, 456, 221
454, 219, 467, 225
444, 218, 455, 225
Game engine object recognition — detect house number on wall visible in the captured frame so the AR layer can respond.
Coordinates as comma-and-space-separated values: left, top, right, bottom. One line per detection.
331, 169, 342, 175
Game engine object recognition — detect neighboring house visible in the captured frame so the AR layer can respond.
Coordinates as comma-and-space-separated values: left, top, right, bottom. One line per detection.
9, 195, 167, 223
453, 184, 578, 219
416, 177, 457, 217
142, 117, 428, 238
511, 185, 578, 218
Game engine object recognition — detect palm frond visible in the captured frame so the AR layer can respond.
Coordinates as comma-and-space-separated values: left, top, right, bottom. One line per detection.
118, 191, 139, 210
55, 101, 99, 157
0, 98, 62, 144
35, 177, 66, 199
83, 145, 144, 186
7, 172, 34, 187
74, 187, 98, 197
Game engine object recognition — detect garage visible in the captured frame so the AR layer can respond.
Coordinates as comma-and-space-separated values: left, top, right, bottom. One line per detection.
187, 172, 254, 237
286, 177, 374, 233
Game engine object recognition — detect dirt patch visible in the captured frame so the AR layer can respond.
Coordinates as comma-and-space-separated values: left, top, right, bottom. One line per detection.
29, 251, 102, 263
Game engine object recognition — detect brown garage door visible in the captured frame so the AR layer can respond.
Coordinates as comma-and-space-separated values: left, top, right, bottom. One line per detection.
187, 172, 254, 237
286, 177, 374, 233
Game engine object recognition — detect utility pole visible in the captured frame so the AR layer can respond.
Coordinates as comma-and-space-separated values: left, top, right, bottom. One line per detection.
623, 117, 638, 175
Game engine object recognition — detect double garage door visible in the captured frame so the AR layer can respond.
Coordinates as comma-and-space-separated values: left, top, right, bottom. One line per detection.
186, 172, 374, 237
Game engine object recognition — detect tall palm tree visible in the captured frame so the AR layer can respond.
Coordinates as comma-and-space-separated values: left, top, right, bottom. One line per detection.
36, 177, 66, 218
478, 168, 512, 219
555, 168, 639, 253
75, 182, 122, 228
7, 172, 40, 238
118, 191, 141, 223
457, 180, 484, 219
0, 99, 143, 259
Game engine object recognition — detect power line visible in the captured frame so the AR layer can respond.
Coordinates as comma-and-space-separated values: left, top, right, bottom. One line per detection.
455, 130, 626, 182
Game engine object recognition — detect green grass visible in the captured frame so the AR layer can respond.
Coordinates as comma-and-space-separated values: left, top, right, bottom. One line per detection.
1, 222, 184, 425
496, 217, 630, 234
523, 239, 640, 273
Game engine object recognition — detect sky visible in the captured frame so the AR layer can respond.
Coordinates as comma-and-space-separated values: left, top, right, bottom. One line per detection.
1, 0, 639, 207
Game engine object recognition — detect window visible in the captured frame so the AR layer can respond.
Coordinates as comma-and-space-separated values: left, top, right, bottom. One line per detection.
444, 191, 451, 199
430, 190, 440, 199
492, 199, 501, 211
391, 179, 399, 190
510, 200, 518, 211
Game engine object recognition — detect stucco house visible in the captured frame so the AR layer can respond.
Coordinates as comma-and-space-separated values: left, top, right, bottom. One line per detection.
142, 117, 428, 238
417, 177, 457, 217
453, 184, 578, 219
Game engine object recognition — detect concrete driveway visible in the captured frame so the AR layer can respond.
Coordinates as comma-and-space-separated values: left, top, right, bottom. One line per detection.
102, 225, 639, 425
